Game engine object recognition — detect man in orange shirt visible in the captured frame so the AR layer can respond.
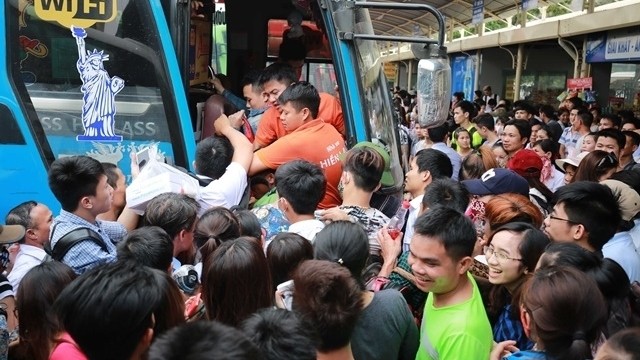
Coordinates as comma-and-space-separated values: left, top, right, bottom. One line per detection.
253, 63, 344, 150
249, 82, 345, 209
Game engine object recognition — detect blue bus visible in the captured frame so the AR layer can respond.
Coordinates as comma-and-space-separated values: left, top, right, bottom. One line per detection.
0, 0, 446, 217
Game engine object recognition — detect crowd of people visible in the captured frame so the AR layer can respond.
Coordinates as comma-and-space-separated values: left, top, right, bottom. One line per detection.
2, 62, 640, 360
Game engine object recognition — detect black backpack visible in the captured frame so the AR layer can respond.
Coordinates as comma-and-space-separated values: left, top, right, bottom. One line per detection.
45, 225, 108, 262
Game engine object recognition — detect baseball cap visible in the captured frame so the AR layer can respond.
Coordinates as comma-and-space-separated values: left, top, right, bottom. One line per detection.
350, 141, 394, 187
600, 179, 640, 221
555, 151, 589, 173
507, 149, 543, 178
462, 168, 529, 197
0, 224, 25, 245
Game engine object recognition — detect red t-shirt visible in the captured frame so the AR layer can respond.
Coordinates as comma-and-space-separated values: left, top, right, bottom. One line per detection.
256, 119, 346, 209
254, 92, 344, 148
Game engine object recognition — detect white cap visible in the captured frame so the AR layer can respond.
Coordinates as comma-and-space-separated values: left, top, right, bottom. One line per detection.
555, 151, 589, 173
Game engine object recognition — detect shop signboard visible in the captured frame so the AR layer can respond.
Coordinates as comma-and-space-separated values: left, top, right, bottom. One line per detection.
586, 29, 640, 63
567, 77, 593, 90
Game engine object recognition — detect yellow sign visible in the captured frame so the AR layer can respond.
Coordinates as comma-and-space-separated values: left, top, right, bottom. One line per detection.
35, 0, 117, 28
384, 63, 398, 80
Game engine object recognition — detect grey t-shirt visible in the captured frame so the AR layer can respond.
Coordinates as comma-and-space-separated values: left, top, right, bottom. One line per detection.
351, 289, 419, 360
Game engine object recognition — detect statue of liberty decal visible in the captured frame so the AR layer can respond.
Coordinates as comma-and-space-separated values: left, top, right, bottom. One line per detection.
72, 26, 124, 141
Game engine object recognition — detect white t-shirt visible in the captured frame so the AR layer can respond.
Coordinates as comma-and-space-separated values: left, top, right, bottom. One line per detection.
197, 162, 248, 216
288, 219, 325, 242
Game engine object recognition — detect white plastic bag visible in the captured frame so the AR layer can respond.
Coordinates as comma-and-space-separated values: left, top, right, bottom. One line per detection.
126, 145, 199, 215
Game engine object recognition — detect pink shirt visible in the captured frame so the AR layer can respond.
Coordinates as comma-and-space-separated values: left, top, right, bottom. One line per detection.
49, 333, 87, 360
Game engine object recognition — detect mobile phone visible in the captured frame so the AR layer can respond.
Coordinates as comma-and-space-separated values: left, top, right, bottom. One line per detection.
208, 65, 216, 79
276, 280, 294, 310
136, 147, 151, 168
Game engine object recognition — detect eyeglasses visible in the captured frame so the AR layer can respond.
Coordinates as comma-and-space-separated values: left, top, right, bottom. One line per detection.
596, 152, 618, 169
483, 246, 522, 262
547, 214, 578, 224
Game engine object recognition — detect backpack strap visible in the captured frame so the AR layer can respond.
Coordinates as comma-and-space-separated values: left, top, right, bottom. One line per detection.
47, 227, 108, 262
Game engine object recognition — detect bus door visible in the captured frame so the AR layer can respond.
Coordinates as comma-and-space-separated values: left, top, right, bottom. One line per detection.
1, 0, 196, 216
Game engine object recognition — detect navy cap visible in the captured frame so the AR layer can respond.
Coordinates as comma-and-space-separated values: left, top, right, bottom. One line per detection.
462, 168, 529, 197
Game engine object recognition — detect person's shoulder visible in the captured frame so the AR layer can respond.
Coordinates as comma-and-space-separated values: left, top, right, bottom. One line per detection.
375, 288, 409, 305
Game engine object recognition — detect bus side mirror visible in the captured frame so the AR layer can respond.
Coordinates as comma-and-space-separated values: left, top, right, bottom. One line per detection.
415, 44, 451, 129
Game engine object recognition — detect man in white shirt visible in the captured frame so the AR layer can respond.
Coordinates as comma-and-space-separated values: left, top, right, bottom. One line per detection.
5, 201, 52, 292
402, 149, 454, 252
194, 105, 254, 216
275, 160, 326, 241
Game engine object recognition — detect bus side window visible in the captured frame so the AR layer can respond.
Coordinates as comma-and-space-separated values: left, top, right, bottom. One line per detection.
0, 104, 26, 145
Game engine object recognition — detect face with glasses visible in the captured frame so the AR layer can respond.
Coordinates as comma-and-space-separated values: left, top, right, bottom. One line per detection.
543, 203, 581, 243
485, 230, 525, 286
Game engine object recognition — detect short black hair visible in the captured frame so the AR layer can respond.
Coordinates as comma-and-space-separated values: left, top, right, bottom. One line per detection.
623, 130, 640, 147
474, 113, 495, 131
538, 104, 556, 119
277, 81, 321, 119
240, 69, 262, 89
579, 112, 595, 129
292, 260, 362, 353
621, 117, 640, 130
149, 321, 262, 360
117, 226, 174, 271
195, 136, 233, 180
596, 128, 626, 150
514, 101, 536, 116
142, 193, 199, 240
422, 178, 469, 213
48, 156, 106, 211
601, 113, 621, 128
53, 262, 165, 360
414, 148, 453, 179
413, 206, 476, 261
568, 97, 584, 108
275, 160, 326, 215
234, 209, 263, 241
426, 123, 448, 143
258, 62, 297, 87
5, 200, 37, 243
504, 119, 532, 142
241, 308, 317, 360
342, 147, 385, 192
101, 162, 120, 189
278, 38, 307, 62
267, 232, 314, 287
554, 181, 621, 252
454, 100, 478, 119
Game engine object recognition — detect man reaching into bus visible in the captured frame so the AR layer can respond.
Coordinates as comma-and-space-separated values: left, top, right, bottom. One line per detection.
253, 63, 344, 150
244, 81, 345, 209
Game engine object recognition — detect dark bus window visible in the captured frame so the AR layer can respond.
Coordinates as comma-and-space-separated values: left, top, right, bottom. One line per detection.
0, 104, 26, 144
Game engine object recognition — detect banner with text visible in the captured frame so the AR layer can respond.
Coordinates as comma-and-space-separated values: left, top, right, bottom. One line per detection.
586, 29, 640, 63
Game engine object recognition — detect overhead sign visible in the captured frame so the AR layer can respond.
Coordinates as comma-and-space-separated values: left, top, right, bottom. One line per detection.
522, 0, 538, 11
35, 0, 117, 28
472, 0, 484, 25
586, 29, 640, 63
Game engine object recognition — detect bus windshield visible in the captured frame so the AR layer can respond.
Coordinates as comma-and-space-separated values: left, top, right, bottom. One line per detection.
7, 0, 187, 179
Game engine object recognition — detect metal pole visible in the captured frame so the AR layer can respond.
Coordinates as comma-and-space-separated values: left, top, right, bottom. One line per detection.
514, 44, 524, 101
407, 60, 413, 90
